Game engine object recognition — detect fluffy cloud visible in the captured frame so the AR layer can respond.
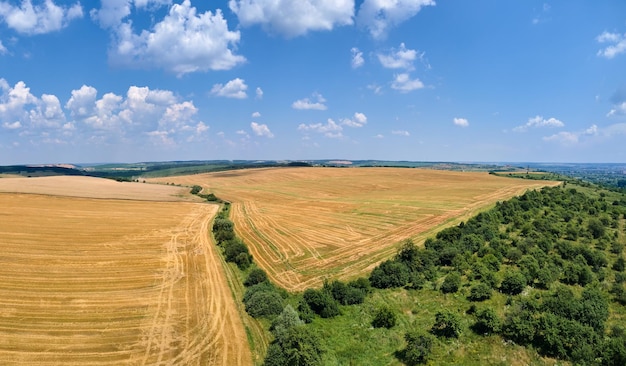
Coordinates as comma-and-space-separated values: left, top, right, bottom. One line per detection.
0, 80, 63, 130
292, 92, 327, 110
453, 117, 469, 127
1, 79, 207, 146
251, 122, 273, 138
341, 112, 367, 127
391, 73, 424, 92
0, 0, 83, 35
357, 0, 435, 39
378, 43, 418, 70
255, 87, 263, 99
94, 0, 245, 75
351, 47, 364, 68
252, 111, 261, 118
229, 0, 353, 38
0, 40, 6, 54
298, 118, 343, 138
596, 31, 626, 59
543, 125, 601, 145
514, 115, 564, 132
210, 78, 248, 99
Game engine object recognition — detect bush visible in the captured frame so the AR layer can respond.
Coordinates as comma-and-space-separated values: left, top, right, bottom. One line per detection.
263, 326, 323, 366
297, 300, 315, 324
223, 239, 253, 269
431, 310, 462, 338
401, 331, 434, 365
244, 290, 284, 318
270, 305, 303, 340
244, 268, 269, 287
440, 272, 461, 294
500, 270, 527, 295
468, 283, 492, 302
303, 288, 340, 318
472, 307, 501, 335
372, 306, 396, 329
369, 260, 410, 288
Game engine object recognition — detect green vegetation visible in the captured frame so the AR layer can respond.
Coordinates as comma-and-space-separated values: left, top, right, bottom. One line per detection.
212, 182, 626, 365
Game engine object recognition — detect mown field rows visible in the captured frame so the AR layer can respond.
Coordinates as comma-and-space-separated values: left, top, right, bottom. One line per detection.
150, 167, 560, 291
0, 189, 250, 365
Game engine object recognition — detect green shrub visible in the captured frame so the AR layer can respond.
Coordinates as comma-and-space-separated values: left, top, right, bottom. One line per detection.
472, 307, 501, 335
244, 290, 284, 318
431, 310, 462, 338
372, 306, 396, 329
440, 272, 461, 294
244, 268, 269, 287
468, 283, 492, 301
369, 260, 410, 288
303, 288, 340, 318
500, 270, 527, 295
401, 331, 434, 365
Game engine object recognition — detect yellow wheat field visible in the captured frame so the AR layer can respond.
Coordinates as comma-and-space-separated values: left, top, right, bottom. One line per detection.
151, 167, 560, 291
0, 180, 250, 365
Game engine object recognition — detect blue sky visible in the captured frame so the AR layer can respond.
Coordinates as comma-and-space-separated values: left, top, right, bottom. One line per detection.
0, 0, 625, 164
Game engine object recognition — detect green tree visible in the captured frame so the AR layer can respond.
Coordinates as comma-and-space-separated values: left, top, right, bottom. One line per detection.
244, 268, 268, 287
588, 218, 606, 239
440, 272, 461, 294
303, 288, 340, 318
472, 307, 501, 335
369, 260, 409, 288
500, 270, 526, 295
468, 283, 492, 302
401, 331, 434, 365
270, 305, 304, 340
372, 306, 396, 329
264, 326, 324, 366
431, 310, 462, 338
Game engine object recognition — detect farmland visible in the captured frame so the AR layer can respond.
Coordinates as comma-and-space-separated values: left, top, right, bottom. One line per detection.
149, 167, 560, 291
0, 176, 250, 365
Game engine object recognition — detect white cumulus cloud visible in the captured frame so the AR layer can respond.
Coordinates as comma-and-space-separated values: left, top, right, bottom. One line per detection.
453, 117, 469, 127
229, 0, 354, 38
211, 78, 248, 99
0, 40, 7, 54
378, 43, 418, 70
391, 73, 424, 92
251, 121, 273, 138
357, 0, 435, 39
298, 118, 343, 138
351, 47, 364, 68
514, 115, 564, 132
292, 92, 327, 110
543, 124, 600, 145
95, 0, 245, 75
341, 112, 367, 127
596, 31, 626, 59
252, 111, 261, 118
255, 87, 263, 99
0, 0, 83, 35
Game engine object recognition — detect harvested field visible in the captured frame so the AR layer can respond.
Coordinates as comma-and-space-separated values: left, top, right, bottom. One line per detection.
150, 167, 560, 291
0, 176, 199, 202
0, 193, 251, 365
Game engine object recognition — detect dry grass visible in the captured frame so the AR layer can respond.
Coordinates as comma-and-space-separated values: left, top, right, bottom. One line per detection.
150, 167, 560, 291
0, 176, 200, 202
0, 193, 251, 365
